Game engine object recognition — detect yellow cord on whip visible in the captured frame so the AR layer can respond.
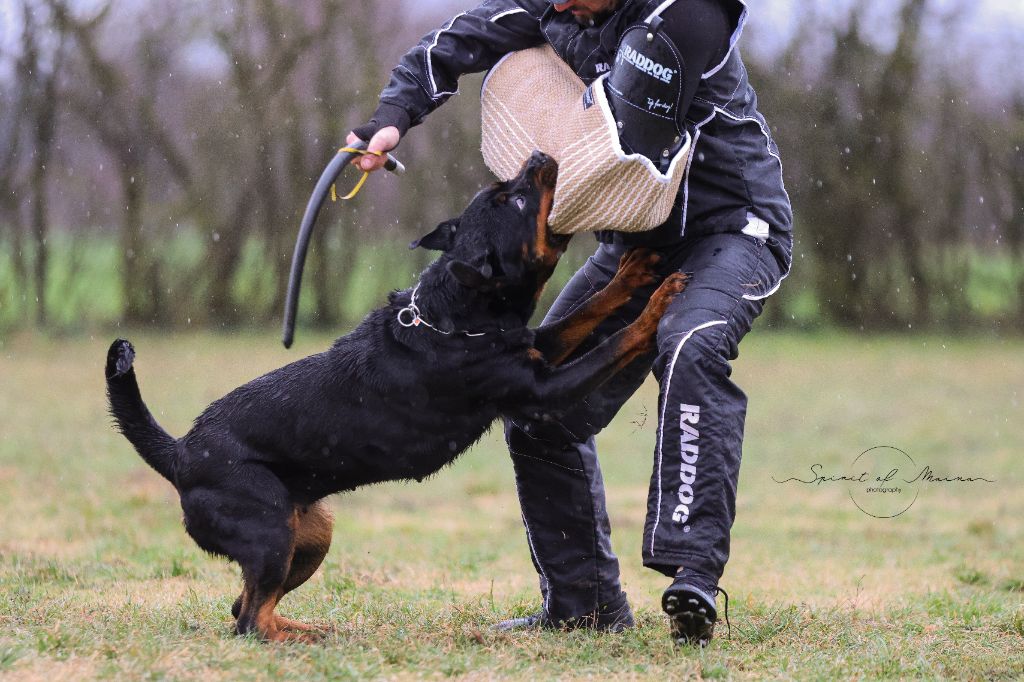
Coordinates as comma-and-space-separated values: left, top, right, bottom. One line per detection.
330, 147, 384, 202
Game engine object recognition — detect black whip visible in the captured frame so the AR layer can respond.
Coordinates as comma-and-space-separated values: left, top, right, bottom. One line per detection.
282, 139, 405, 348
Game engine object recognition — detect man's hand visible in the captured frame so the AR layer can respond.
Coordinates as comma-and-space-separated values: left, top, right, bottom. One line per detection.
346, 126, 401, 173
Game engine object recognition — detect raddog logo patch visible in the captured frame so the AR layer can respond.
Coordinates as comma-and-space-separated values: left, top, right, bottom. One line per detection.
672, 403, 701, 526
617, 44, 677, 84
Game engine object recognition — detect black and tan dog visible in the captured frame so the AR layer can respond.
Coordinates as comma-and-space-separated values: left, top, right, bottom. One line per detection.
105, 151, 687, 642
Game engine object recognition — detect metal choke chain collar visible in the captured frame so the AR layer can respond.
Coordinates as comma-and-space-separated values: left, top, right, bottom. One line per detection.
396, 284, 487, 337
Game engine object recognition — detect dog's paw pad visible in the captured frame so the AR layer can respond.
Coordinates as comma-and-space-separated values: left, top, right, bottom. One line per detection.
663, 272, 690, 294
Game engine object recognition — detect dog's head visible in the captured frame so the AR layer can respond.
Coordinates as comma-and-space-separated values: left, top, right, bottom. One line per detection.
410, 151, 570, 293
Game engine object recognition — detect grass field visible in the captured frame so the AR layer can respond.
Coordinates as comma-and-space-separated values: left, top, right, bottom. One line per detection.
1, 330, 1022, 680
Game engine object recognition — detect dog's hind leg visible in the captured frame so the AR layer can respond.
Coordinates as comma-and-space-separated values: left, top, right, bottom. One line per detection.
180, 468, 313, 643
234, 527, 311, 643
284, 500, 334, 594
275, 500, 334, 633
229, 500, 333, 635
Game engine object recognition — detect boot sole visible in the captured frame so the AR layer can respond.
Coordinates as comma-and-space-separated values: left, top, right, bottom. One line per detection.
662, 590, 716, 647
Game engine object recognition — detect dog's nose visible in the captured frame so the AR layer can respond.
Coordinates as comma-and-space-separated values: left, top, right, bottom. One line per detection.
530, 150, 551, 166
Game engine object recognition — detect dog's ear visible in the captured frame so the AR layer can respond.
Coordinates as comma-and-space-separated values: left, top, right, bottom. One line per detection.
410, 219, 459, 251
447, 259, 496, 290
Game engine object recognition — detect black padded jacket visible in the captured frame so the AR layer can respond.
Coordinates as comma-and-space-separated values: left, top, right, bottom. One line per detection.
370, 0, 792, 243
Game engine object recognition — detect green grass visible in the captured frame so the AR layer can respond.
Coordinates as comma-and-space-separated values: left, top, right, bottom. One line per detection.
1, 331, 1022, 679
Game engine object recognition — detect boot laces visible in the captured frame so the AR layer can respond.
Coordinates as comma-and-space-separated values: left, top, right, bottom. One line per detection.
715, 585, 731, 639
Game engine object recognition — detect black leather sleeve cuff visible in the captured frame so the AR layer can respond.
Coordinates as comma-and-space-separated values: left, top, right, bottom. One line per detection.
373, 102, 412, 136
352, 102, 412, 142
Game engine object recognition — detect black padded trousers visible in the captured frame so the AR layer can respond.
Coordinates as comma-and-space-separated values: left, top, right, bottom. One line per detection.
505, 229, 792, 621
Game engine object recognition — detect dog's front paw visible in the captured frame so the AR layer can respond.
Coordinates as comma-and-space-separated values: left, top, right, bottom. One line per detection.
640, 272, 690, 324
613, 248, 661, 291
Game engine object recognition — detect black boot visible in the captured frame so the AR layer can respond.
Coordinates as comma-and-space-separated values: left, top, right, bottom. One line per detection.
493, 597, 635, 633
662, 568, 730, 647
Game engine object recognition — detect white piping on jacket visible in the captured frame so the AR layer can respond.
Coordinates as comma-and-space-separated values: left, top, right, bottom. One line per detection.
644, 0, 749, 80
703, 1, 748, 79
679, 104, 790, 239
426, 12, 467, 98
489, 7, 527, 22
645, 0, 679, 22
713, 105, 782, 165
429, 6, 533, 98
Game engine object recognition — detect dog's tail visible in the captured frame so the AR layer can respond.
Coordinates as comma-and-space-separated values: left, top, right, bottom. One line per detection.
105, 339, 178, 483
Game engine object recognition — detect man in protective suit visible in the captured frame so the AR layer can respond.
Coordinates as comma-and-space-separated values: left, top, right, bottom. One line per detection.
349, 0, 793, 646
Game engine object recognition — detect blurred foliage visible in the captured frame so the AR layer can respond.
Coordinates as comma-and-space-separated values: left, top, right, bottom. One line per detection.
0, 0, 1021, 334
2, 233, 1022, 334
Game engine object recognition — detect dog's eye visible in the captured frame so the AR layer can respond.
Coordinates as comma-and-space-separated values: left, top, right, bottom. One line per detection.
514, 195, 527, 211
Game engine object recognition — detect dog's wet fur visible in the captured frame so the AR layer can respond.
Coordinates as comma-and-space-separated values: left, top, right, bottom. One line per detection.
105, 152, 688, 642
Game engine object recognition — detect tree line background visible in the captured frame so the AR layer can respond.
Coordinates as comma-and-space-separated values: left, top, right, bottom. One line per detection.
0, 0, 1021, 334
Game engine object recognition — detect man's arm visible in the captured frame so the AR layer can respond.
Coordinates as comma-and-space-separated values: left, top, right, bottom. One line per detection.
349, 0, 546, 172
659, 0, 732, 118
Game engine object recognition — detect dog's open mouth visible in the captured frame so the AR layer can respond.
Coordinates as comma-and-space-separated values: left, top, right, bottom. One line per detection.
526, 153, 558, 227
530, 154, 569, 258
